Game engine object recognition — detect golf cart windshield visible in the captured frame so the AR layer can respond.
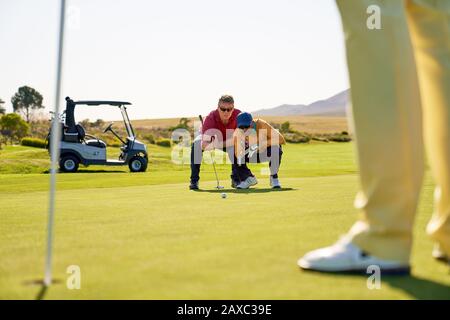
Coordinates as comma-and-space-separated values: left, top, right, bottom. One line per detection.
120, 105, 135, 138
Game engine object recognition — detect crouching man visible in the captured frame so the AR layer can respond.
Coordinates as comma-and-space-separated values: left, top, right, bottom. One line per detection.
233, 112, 286, 189
190, 95, 254, 190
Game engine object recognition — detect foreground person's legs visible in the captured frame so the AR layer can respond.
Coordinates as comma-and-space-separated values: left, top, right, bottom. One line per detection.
299, 0, 424, 272
407, 0, 450, 260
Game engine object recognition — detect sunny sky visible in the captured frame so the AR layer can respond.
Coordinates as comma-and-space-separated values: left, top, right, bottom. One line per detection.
0, 0, 349, 121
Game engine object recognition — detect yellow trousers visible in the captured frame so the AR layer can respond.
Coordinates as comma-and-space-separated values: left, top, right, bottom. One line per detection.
336, 0, 450, 263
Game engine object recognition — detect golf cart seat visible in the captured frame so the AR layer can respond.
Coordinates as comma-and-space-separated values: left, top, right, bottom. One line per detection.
85, 139, 106, 148
75, 124, 86, 141
76, 124, 106, 148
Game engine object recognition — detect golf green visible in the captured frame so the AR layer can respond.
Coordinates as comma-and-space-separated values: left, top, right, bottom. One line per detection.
0, 143, 449, 299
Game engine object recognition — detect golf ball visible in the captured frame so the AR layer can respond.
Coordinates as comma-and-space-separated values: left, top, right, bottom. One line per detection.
221, 192, 227, 199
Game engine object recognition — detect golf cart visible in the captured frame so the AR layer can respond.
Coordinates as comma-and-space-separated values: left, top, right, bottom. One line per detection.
48, 97, 148, 173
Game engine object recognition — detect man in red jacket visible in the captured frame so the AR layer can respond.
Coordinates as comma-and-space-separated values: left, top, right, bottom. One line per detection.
190, 95, 253, 190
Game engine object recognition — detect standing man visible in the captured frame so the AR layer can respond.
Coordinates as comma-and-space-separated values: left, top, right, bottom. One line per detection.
190, 95, 253, 190
233, 112, 286, 189
299, 0, 450, 273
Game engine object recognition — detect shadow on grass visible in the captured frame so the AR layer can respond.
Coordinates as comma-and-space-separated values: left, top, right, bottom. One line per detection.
43, 169, 126, 174
77, 169, 127, 173
35, 284, 48, 300
383, 275, 450, 299
300, 269, 450, 299
22, 279, 62, 300
194, 187, 295, 194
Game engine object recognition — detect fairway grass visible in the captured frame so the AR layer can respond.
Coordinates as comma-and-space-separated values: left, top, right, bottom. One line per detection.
0, 143, 449, 299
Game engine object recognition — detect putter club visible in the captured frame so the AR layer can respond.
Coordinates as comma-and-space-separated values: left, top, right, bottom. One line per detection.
199, 115, 224, 190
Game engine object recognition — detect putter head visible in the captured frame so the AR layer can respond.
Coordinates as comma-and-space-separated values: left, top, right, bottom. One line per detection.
217, 185, 224, 190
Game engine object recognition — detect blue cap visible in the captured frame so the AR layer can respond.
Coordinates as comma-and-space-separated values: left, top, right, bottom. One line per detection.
237, 112, 253, 128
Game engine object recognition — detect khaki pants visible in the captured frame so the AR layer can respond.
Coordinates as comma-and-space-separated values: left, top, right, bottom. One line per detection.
336, 0, 450, 263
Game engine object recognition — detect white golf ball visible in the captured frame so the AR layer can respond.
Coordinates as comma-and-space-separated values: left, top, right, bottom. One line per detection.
221, 192, 227, 199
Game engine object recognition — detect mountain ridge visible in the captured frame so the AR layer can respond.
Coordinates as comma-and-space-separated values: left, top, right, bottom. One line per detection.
251, 89, 350, 117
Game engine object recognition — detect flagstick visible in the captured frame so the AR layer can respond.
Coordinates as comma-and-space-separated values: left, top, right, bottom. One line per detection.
44, 0, 66, 287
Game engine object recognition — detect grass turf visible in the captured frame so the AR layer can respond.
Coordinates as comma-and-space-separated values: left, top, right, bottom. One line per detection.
0, 142, 449, 299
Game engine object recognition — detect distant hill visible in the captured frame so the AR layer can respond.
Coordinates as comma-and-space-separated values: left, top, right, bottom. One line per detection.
252, 89, 350, 117
131, 115, 348, 134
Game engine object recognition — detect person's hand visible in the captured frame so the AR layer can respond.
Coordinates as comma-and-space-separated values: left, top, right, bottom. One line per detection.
203, 136, 222, 151
203, 141, 215, 151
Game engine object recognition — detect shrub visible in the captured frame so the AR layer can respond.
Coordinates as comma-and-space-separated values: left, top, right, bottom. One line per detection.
0, 113, 29, 144
156, 138, 171, 147
280, 121, 291, 133
169, 117, 191, 131
143, 134, 156, 144
79, 119, 91, 129
328, 133, 352, 142
312, 136, 329, 142
21, 137, 47, 148
284, 132, 310, 144
93, 119, 105, 128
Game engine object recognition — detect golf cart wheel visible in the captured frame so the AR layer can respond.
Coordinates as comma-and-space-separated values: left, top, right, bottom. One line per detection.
129, 156, 147, 172
59, 155, 79, 173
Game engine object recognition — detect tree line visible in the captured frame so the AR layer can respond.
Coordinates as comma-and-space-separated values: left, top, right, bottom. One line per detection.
0, 85, 45, 148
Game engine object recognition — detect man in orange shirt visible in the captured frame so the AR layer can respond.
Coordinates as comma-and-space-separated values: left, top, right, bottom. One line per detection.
233, 112, 286, 189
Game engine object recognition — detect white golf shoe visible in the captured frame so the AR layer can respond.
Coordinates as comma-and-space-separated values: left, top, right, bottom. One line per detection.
236, 176, 258, 189
270, 177, 281, 189
298, 238, 410, 274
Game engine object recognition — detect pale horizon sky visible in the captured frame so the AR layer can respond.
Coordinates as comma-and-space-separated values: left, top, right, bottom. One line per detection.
1, 0, 349, 121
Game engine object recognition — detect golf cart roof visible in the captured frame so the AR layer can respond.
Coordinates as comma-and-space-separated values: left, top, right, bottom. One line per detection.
64, 96, 136, 137
74, 100, 132, 106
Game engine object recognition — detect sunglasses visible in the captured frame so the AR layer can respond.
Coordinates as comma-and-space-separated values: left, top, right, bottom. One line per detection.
238, 125, 250, 130
219, 107, 233, 112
